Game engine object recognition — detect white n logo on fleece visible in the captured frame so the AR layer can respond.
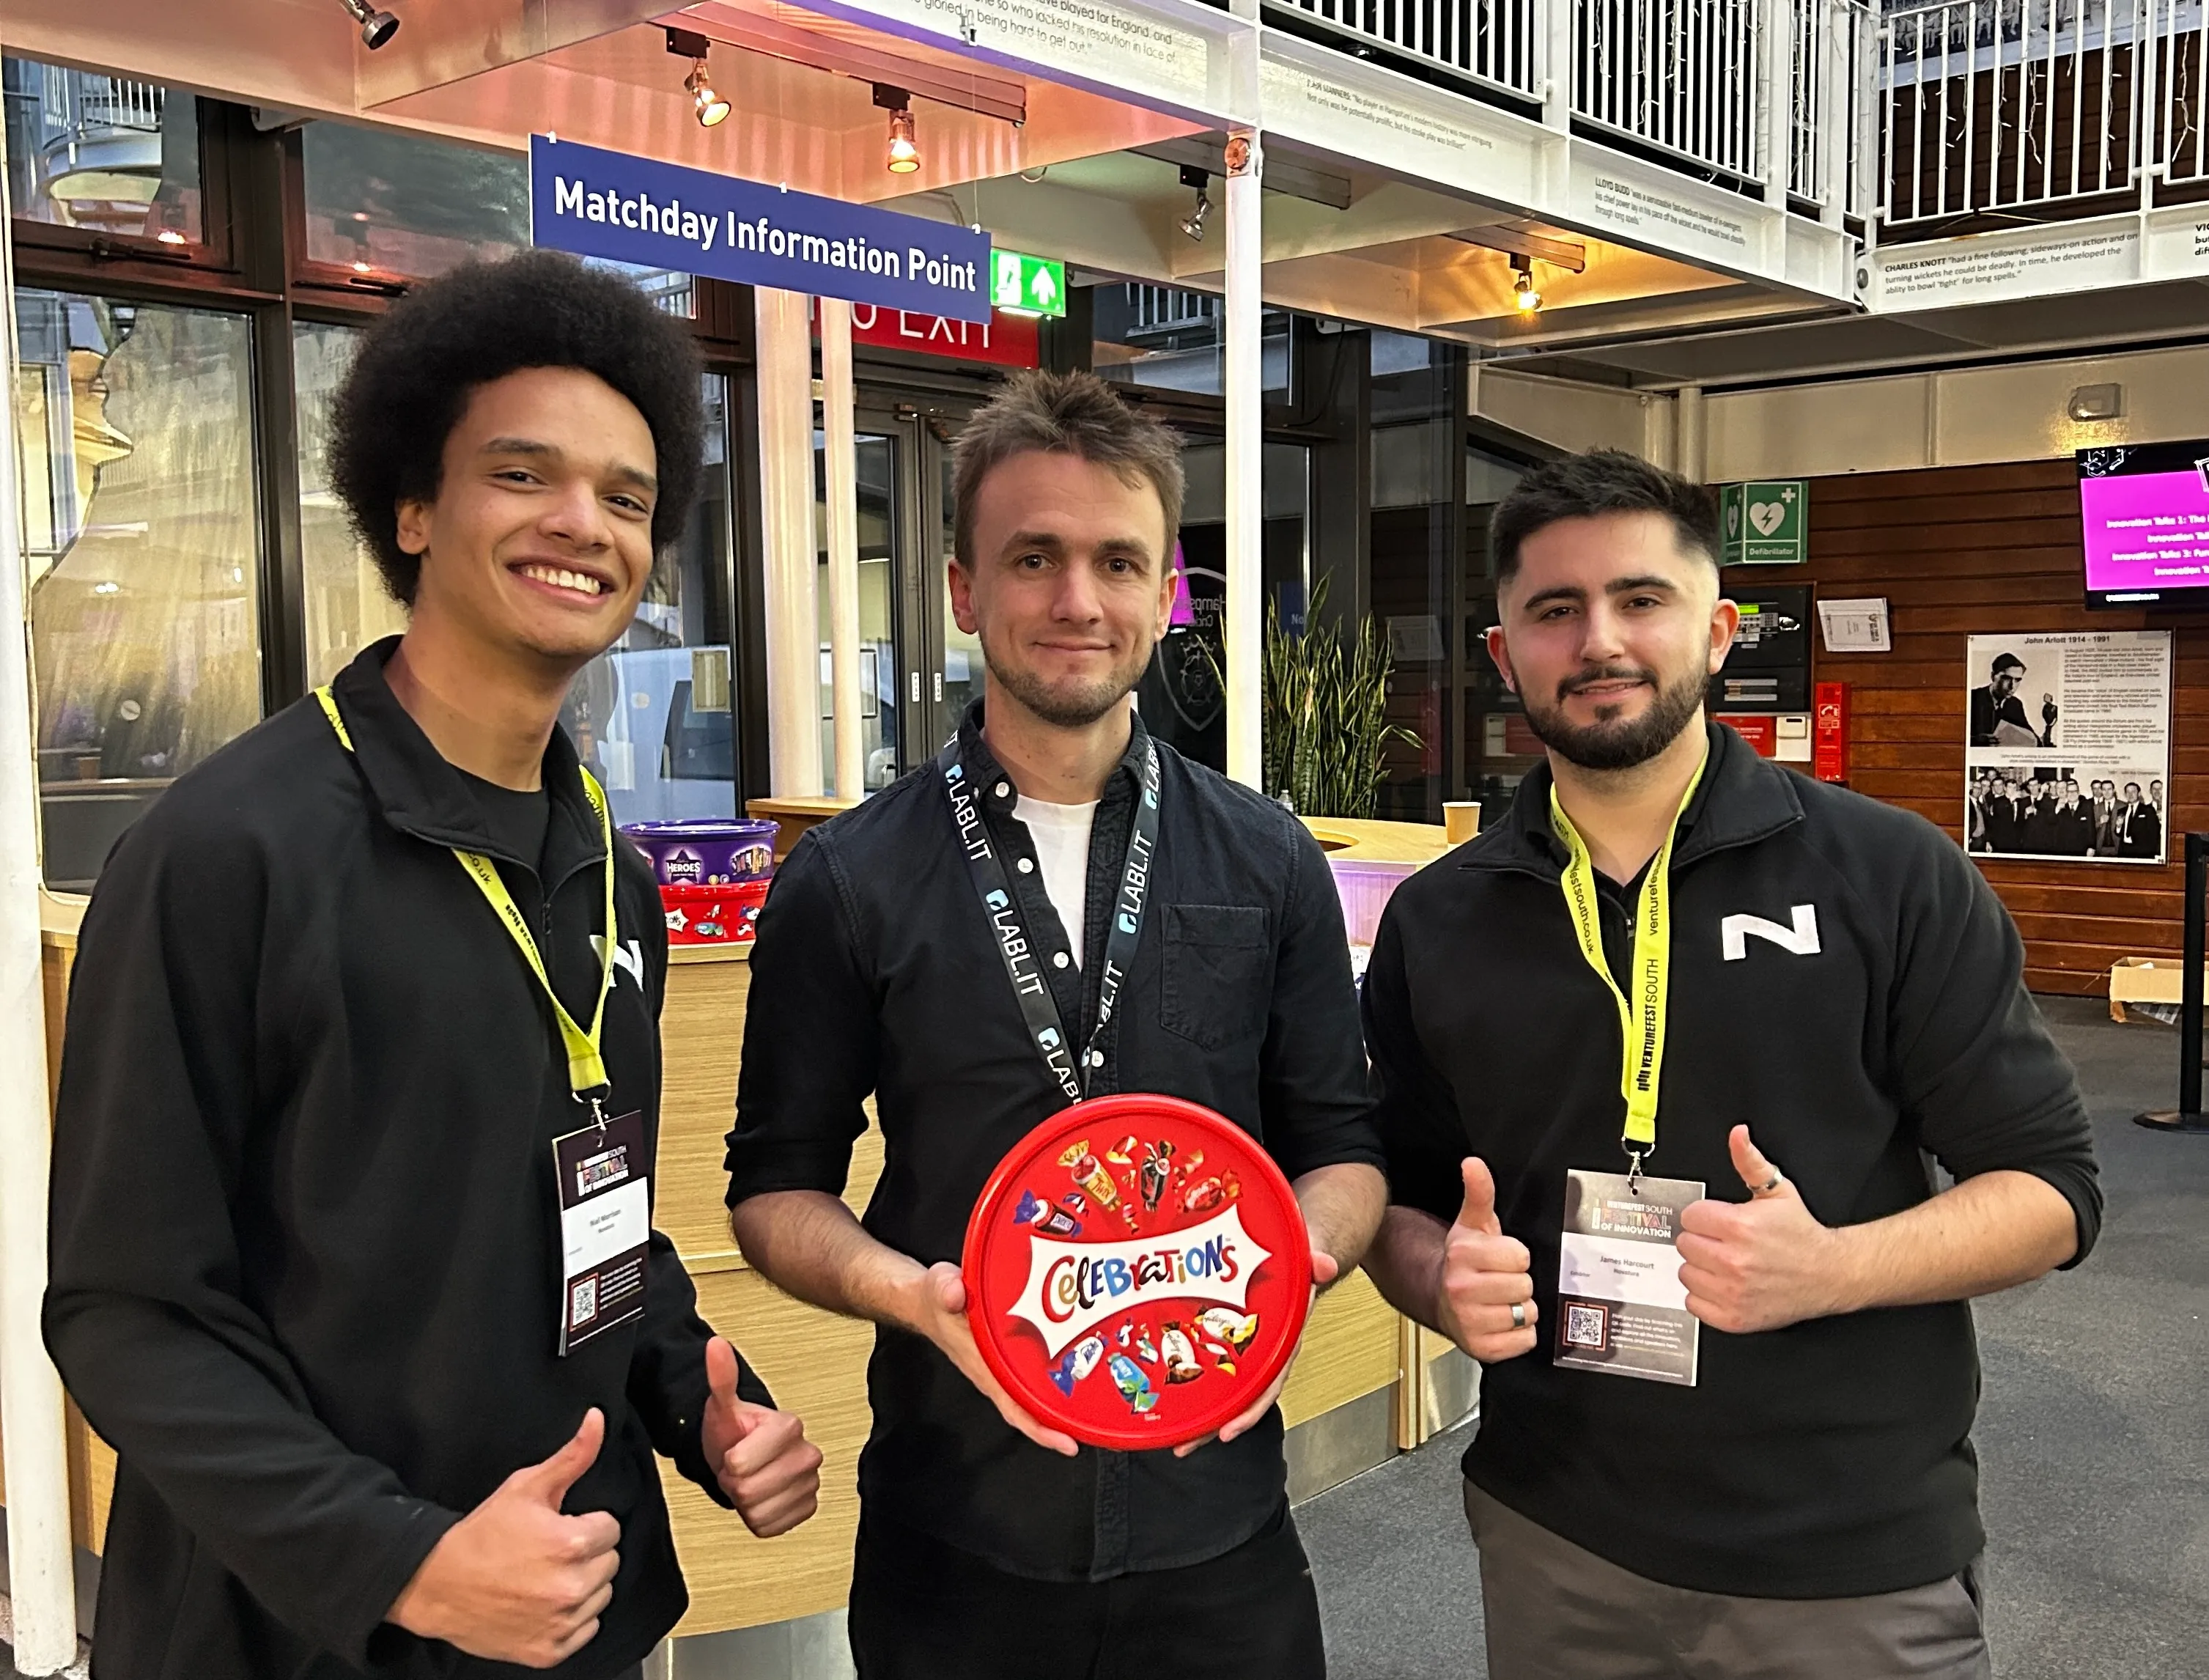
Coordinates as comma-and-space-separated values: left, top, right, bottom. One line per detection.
1720, 905, 1821, 961
591, 935, 646, 989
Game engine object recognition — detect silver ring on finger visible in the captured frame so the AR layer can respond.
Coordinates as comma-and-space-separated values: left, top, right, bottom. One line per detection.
1509, 1301, 1527, 1330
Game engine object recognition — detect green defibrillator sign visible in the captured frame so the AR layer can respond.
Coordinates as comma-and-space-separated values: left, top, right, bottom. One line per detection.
990, 250, 1066, 317
1719, 481, 1808, 566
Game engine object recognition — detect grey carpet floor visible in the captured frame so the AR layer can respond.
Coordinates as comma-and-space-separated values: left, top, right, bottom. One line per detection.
1298, 995, 2209, 1680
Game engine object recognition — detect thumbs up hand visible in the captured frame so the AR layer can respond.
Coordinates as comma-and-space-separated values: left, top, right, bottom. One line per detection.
701, 1335, 822, 1538
1435, 1159, 1538, 1363
1677, 1126, 1843, 1335
386, 1408, 623, 1668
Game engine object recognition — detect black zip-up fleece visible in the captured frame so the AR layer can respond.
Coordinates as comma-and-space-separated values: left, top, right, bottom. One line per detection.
45, 638, 767, 1680
1365, 721, 2101, 1600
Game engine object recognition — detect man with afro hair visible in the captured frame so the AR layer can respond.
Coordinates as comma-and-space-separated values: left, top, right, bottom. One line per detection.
45, 251, 819, 1680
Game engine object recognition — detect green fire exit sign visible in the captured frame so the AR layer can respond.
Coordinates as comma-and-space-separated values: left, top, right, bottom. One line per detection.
1719, 481, 1808, 565
990, 249, 1065, 317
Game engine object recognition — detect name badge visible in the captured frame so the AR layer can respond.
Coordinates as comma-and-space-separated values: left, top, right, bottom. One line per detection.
1555, 1168, 1702, 1387
553, 1110, 651, 1355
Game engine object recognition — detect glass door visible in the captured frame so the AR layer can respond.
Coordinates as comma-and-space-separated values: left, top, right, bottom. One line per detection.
816, 397, 978, 790
918, 420, 981, 756
819, 409, 918, 794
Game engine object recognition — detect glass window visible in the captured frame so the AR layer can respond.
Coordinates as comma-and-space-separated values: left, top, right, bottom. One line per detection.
2, 56, 202, 246
1090, 284, 1290, 397
816, 431, 906, 794
1146, 442, 1309, 773
293, 323, 407, 686
17, 292, 261, 890
566, 374, 742, 825
301, 121, 528, 280
298, 121, 695, 313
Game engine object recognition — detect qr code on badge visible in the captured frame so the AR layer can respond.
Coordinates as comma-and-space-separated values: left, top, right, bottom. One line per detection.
569, 1276, 599, 1327
1563, 1302, 1609, 1351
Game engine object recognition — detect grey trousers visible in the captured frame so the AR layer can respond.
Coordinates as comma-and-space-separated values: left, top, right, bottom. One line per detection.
1464, 1481, 1993, 1680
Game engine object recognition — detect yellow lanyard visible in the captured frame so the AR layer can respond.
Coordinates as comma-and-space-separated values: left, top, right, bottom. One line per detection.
314, 686, 617, 1097
1548, 751, 1706, 1181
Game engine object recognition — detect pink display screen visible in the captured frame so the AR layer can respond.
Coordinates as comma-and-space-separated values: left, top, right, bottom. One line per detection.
2079, 444, 2209, 607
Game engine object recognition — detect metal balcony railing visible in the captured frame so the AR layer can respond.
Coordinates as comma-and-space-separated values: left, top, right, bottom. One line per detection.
1268, 0, 1541, 100
1267, 0, 1878, 216
1575, 0, 1766, 180
1879, 0, 2209, 226
1127, 284, 1218, 333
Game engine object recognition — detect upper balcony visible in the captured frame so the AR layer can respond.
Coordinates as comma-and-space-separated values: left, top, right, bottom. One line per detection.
1, 58, 198, 242
1264, 0, 1878, 227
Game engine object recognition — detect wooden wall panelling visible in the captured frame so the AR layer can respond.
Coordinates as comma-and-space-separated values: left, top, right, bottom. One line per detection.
1761, 457, 2198, 995
657, 954, 884, 1270
666, 1269, 877, 1632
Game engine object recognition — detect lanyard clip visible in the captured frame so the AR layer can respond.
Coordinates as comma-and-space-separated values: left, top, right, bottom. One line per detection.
1624, 1148, 1646, 1194
578, 1089, 610, 1132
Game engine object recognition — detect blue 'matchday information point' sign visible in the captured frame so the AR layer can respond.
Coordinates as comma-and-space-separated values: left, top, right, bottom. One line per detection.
530, 135, 992, 324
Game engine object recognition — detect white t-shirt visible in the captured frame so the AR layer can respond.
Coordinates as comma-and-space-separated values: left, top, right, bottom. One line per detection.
1011, 795, 1099, 969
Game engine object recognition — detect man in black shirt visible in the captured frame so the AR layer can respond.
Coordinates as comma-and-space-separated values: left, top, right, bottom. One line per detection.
46, 254, 820, 1680
1361, 451, 2099, 1679
728, 372, 1386, 1679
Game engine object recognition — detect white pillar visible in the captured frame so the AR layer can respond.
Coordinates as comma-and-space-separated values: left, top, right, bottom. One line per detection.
0, 100, 80, 1679
754, 289, 823, 797
1762, 0, 1795, 210
1676, 386, 1707, 484
1538, 0, 1574, 134
1223, 129, 1264, 792
817, 301, 865, 802
1642, 391, 1679, 476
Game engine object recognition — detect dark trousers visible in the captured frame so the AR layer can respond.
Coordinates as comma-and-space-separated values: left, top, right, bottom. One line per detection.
1465, 1481, 1991, 1680
847, 1506, 1326, 1680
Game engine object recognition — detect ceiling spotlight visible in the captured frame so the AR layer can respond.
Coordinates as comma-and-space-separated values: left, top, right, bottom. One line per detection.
665, 29, 730, 127
339, 0, 400, 50
1179, 163, 1211, 241
874, 85, 920, 174
687, 62, 731, 127
1511, 254, 1542, 313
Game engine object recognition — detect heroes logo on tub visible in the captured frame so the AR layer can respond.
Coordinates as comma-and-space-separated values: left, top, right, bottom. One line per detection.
962, 1094, 1310, 1451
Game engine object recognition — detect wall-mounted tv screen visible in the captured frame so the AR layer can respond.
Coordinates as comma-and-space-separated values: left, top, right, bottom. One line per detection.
2080, 441, 2209, 609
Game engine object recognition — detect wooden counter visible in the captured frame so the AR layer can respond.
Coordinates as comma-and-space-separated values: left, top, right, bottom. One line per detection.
32, 814, 1453, 1637
751, 795, 1464, 870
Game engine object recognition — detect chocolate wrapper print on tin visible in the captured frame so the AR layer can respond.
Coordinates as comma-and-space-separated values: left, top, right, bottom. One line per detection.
964, 1094, 1312, 1450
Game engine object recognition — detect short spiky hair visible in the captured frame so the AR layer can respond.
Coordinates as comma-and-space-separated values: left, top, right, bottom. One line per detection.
950, 370, 1185, 567
330, 250, 704, 605
1489, 449, 1721, 586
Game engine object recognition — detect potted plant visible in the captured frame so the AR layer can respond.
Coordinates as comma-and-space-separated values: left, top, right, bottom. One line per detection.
1261, 577, 1418, 819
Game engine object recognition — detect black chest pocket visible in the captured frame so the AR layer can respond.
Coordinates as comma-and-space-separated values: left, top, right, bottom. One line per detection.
1160, 904, 1271, 1049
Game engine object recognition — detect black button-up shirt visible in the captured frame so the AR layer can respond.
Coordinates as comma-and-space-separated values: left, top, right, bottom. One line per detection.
727, 704, 1381, 1580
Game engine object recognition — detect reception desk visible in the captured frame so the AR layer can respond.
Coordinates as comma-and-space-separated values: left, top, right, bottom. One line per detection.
32, 808, 1467, 1640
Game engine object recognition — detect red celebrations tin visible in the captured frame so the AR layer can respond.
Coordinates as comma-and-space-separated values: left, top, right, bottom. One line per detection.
962, 1094, 1313, 1451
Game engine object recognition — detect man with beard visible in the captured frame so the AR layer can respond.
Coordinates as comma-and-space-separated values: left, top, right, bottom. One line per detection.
726, 371, 1386, 1679
1358, 450, 2100, 1679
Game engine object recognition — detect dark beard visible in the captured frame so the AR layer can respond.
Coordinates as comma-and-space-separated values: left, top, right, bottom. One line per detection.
984, 642, 1147, 729
1522, 660, 1708, 772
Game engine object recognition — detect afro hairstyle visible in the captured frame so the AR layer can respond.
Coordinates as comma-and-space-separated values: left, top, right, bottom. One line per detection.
328, 249, 704, 606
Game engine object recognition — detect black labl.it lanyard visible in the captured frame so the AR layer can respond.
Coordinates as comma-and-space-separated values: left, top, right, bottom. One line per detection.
939, 735, 1162, 1104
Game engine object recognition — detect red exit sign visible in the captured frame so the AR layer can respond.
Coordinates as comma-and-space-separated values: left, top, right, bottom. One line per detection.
815, 300, 1040, 368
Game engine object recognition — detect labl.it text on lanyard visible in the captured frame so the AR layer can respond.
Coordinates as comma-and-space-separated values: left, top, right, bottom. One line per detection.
940, 735, 1162, 1105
